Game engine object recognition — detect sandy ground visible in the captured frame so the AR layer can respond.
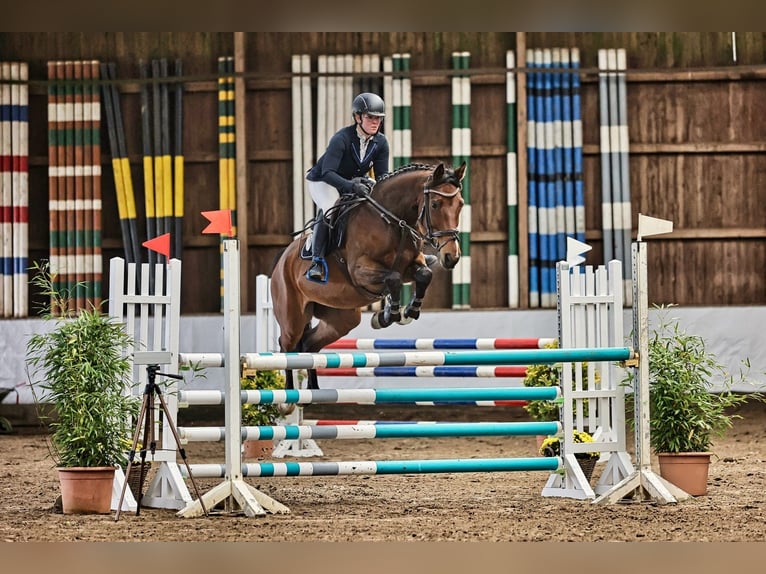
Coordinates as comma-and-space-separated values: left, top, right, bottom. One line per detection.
1, 401, 765, 543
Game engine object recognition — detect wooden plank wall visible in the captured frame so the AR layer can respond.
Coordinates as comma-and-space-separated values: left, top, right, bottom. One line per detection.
0, 32, 764, 314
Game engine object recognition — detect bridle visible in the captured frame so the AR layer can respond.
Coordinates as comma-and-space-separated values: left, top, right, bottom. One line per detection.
418, 184, 462, 252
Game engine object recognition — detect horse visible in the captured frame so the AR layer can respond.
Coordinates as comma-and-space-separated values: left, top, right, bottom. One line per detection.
270, 161, 466, 390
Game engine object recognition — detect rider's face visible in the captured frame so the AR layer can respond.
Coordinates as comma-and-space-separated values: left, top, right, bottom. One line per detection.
359, 113, 382, 133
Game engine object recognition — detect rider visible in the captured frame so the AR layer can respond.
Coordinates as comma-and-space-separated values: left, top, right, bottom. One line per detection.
304, 92, 390, 282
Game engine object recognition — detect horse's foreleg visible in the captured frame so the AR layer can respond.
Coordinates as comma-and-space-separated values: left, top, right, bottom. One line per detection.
371, 272, 402, 329
401, 265, 433, 323
307, 369, 319, 390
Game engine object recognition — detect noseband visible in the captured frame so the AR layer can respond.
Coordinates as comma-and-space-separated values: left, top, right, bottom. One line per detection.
419, 185, 461, 251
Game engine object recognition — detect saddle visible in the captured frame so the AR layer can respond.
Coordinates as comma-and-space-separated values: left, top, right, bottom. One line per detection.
299, 195, 358, 261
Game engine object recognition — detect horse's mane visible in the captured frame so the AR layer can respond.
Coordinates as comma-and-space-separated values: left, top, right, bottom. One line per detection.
377, 163, 433, 183
377, 163, 462, 188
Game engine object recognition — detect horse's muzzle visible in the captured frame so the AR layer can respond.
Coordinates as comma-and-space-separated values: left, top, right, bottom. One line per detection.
441, 252, 460, 269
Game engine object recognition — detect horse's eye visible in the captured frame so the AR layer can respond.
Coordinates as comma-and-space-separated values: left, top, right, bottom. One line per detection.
431, 201, 439, 210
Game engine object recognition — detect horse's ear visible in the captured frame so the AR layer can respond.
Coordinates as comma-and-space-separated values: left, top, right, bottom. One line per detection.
432, 163, 445, 183
454, 161, 467, 182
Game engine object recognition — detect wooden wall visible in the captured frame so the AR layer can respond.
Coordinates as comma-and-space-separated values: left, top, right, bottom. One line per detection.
1, 32, 764, 314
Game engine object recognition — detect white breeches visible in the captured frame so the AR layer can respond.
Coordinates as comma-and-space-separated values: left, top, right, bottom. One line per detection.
307, 179, 339, 215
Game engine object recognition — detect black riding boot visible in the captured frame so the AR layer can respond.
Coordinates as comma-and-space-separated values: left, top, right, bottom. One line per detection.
306, 211, 330, 283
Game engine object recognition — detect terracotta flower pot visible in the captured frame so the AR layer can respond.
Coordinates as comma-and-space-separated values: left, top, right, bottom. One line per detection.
57, 466, 116, 514
242, 439, 273, 460
657, 452, 712, 496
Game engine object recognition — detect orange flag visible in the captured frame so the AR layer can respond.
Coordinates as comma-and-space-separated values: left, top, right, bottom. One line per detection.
201, 209, 233, 236
143, 233, 171, 258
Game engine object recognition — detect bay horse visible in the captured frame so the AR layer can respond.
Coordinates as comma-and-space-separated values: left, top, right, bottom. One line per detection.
270, 162, 466, 390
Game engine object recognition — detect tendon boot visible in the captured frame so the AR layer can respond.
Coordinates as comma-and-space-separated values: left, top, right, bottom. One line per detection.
306, 211, 330, 283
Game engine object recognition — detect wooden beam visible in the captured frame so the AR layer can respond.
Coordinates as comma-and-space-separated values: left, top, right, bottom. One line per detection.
234, 32, 249, 307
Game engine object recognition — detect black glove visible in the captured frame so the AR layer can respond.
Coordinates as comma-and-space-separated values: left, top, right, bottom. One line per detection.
350, 177, 373, 197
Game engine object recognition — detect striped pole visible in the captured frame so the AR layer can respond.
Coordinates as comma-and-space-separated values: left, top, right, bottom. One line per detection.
109, 63, 140, 270
560, 49, 576, 247
291, 55, 305, 231
1, 63, 13, 316
151, 59, 164, 242
45, 62, 58, 312
451, 51, 471, 309
73, 61, 85, 309
526, 49, 539, 308
616, 49, 632, 305
183, 457, 562, 479
173, 58, 184, 260
314, 366, 528, 378
178, 386, 560, 406
570, 48, 585, 243
64, 62, 76, 300
180, 421, 561, 442
506, 50, 519, 308
160, 58, 173, 254
100, 62, 133, 267
325, 337, 555, 349
607, 49, 623, 269
597, 50, 614, 264
139, 60, 156, 271
217, 56, 236, 309
550, 49, 566, 268
542, 49, 556, 308
172, 345, 633, 373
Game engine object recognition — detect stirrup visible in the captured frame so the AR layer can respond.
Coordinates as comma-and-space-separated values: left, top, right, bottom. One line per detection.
305, 258, 328, 284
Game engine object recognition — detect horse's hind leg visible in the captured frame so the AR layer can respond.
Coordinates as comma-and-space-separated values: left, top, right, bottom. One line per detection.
401, 265, 433, 324
371, 272, 403, 329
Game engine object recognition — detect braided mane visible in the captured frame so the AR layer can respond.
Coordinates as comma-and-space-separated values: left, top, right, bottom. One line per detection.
377, 163, 433, 183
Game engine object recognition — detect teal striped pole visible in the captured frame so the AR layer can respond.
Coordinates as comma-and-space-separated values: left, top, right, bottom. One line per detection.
243, 345, 633, 370
183, 457, 562, 478
179, 421, 561, 442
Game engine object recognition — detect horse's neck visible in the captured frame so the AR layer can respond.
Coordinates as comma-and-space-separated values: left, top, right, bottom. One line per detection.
373, 175, 424, 224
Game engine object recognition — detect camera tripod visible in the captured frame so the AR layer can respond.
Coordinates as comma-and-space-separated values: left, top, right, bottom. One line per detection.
115, 365, 208, 520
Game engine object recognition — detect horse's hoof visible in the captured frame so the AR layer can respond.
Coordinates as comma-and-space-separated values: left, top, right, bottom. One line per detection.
278, 403, 296, 416
403, 308, 421, 321
397, 316, 414, 325
371, 313, 383, 329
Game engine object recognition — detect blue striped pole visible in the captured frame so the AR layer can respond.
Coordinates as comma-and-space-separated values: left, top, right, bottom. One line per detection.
314, 366, 527, 378
560, 49, 576, 243
180, 421, 561, 442
325, 337, 556, 350
183, 457, 562, 478
526, 48, 540, 308
551, 49, 566, 266
570, 48, 585, 243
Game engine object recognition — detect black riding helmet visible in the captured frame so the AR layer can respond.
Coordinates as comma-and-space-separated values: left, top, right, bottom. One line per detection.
352, 92, 386, 118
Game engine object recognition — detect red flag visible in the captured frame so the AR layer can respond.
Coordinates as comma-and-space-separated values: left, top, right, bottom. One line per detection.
143, 233, 171, 258
201, 210, 233, 236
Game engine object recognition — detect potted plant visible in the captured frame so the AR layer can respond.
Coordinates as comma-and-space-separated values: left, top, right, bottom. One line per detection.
539, 429, 600, 483
639, 305, 760, 496
240, 369, 286, 459
26, 261, 139, 514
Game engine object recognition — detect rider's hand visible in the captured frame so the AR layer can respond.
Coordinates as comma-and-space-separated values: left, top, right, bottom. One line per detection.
351, 177, 373, 197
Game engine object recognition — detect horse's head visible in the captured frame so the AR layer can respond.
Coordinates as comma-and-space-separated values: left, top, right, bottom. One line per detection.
420, 162, 466, 269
